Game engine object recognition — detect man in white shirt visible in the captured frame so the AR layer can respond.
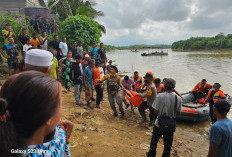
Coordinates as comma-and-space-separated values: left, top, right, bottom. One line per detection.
77, 41, 83, 56
59, 37, 68, 57
99, 61, 105, 78
39, 31, 48, 51
145, 78, 182, 157
23, 38, 32, 58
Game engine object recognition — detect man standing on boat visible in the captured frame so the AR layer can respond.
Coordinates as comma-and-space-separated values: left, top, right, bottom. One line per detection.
190, 79, 212, 102
204, 83, 226, 124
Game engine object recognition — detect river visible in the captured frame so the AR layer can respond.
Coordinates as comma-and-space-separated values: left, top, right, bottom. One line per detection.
107, 49, 232, 156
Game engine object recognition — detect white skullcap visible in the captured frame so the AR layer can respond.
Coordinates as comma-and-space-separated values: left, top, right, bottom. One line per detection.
85, 54, 90, 58
25, 49, 53, 67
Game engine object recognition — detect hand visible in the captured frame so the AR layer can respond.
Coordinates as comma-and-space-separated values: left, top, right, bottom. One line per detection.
122, 87, 126, 91
84, 84, 87, 89
59, 120, 74, 141
16, 56, 20, 59
180, 96, 184, 100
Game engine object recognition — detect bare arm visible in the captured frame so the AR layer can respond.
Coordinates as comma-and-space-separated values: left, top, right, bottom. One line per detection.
4, 30, 11, 38
1, 49, 8, 58
174, 90, 183, 100
207, 142, 218, 157
58, 59, 64, 67
56, 68, 60, 81
39, 37, 48, 45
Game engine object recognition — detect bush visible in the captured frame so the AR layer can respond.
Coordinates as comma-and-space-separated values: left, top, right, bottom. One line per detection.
0, 13, 33, 48
59, 15, 100, 47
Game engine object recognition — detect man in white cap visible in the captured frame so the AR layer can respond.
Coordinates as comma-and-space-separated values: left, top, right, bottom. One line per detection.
82, 54, 90, 70
25, 49, 53, 75
25, 48, 74, 150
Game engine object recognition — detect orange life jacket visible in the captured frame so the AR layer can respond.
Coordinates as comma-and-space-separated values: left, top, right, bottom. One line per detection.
192, 82, 212, 93
207, 89, 226, 103
131, 75, 142, 91
156, 83, 165, 94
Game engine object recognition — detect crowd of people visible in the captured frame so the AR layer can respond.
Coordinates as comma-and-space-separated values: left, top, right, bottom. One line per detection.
30, 15, 58, 35
0, 24, 232, 157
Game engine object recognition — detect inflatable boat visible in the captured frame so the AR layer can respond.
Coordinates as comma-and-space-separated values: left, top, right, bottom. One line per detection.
177, 93, 209, 121
177, 93, 232, 121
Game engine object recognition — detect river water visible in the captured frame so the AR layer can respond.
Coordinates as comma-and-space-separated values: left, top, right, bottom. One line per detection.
107, 49, 232, 155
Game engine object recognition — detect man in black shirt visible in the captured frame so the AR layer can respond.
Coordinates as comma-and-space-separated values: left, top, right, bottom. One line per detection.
36, 16, 44, 33
98, 43, 107, 73
48, 34, 61, 60
18, 28, 30, 57
70, 41, 77, 58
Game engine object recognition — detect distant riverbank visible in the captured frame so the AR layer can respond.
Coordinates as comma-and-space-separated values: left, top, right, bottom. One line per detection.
172, 48, 232, 52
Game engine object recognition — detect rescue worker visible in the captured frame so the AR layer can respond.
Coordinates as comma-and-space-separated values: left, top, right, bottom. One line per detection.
121, 76, 136, 111
131, 71, 142, 92
138, 73, 157, 129
141, 72, 156, 91
190, 79, 212, 102
204, 83, 226, 124
98, 66, 125, 117
154, 78, 165, 94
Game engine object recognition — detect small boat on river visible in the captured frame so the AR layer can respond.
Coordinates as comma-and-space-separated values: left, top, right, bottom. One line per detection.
141, 51, 168, 56
131, 49, 139, 52
177, 93, 231, 121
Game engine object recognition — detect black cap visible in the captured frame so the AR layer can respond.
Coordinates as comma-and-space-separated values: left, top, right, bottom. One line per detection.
144, 73, 153, 80
75, 55, 82, 60
111, 65, 118, 73
155, 78, 161, 84
202, 79, 207, 82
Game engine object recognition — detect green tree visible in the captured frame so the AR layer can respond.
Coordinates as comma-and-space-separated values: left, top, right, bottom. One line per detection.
49, 0, 106, 36
59, 15, 100, 46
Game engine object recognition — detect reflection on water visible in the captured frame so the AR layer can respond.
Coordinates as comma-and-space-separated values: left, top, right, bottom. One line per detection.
107, 49, 232, 121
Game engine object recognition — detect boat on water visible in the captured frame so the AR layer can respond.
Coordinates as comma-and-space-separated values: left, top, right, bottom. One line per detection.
141, 51, 168, 56
177, 93, 232, 121
131, 49, 139, 52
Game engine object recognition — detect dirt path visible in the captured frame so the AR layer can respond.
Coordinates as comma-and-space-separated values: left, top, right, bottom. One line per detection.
62, 88, 209, 157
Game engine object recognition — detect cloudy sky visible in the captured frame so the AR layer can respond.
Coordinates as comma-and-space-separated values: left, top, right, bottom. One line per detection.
94, 0, 232, 46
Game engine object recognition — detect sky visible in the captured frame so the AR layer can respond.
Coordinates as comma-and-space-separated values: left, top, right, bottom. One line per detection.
94, 0, 232, 46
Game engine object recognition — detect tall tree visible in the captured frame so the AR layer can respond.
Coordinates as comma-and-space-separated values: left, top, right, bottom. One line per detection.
48, 0, 106, 36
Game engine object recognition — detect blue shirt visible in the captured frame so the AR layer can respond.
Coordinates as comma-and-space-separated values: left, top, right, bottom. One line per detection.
83, 65, 93, 87
2, 44, 19, 61
90, 47, 99, 60
209, 118, 232, 157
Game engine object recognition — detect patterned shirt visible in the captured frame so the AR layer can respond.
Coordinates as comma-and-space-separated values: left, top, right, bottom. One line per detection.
23, 126, 71, 157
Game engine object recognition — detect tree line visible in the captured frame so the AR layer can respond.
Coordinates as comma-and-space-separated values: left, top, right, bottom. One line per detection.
171, 33, 232, 50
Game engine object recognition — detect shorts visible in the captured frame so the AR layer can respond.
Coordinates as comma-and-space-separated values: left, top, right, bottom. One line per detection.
8, 60, 19, 70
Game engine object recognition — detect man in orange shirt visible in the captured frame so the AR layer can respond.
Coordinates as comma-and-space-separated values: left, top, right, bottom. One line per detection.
31, 33, 40, 49
190, 79, 212, 101
204, 83, 226, 124
93, 61, 104, 108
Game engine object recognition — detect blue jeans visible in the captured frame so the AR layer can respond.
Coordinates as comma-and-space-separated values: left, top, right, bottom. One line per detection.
108, 92, 124, 114
46, 29, 51, 35
74, 84, 82, 104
